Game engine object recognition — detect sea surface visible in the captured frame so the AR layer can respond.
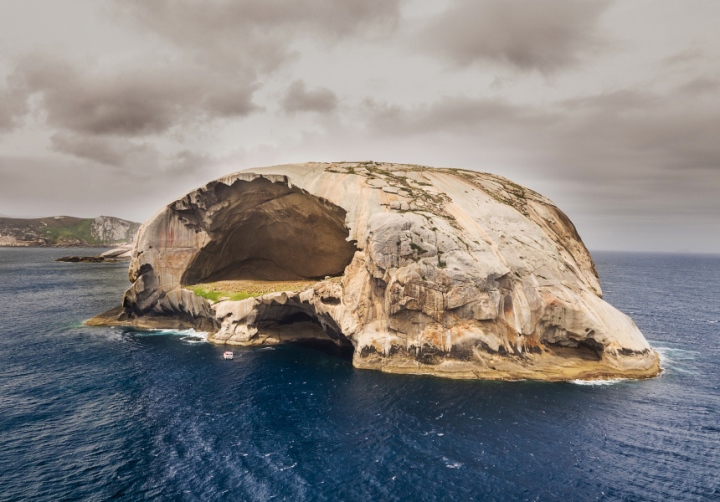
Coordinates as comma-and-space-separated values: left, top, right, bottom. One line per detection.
0, 248, 718, 501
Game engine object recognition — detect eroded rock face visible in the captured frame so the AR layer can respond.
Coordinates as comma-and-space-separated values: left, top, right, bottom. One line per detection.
91, 216, 139, 243
96, 161, 660, 381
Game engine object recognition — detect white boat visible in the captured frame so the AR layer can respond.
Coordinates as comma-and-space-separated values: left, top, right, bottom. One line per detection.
223, 351, 234, 360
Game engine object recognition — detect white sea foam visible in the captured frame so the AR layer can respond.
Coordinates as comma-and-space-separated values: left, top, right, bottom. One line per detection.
570, 378, 628, 386
137, 328, 209, 343
443, 458, 463, 469
654, 346, 699, 375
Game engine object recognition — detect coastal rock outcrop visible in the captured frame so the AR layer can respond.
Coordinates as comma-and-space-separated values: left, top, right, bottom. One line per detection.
90, 162, 660, 381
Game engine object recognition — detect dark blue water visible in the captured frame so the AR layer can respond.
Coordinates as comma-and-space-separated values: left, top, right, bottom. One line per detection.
1, 248, 718, 501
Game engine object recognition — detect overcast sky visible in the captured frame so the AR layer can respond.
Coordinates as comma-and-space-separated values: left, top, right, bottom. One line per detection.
1, 0, 719, 253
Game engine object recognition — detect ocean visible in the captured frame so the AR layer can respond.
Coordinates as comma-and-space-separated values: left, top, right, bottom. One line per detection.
0, 248, 718, 501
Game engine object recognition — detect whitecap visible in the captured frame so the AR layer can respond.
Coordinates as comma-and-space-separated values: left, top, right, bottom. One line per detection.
179, 335, 208, 344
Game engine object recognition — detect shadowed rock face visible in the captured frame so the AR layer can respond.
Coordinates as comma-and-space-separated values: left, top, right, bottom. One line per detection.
91, 161, 661, 381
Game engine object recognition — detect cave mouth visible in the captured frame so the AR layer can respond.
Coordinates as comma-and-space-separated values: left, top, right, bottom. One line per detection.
256, 309, 355, 362
181, 177, 358, 285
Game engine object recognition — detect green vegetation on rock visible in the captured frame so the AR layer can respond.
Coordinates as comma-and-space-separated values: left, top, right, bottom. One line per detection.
43, 219, 99, 244
186, 286, 258, 303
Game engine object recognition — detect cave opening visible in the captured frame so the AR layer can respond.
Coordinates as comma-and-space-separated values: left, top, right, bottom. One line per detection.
255, 306, 355, 361
177, 177, 357, 359
181, 177, 358, 284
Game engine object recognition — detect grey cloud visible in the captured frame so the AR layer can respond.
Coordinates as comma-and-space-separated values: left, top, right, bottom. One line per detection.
13, 54, 258, 137
203, 84, 260, 118
661, 47, 705, 69
364, 95, 555, 135
50, 132, 216, 178
281, 80, 338, 114
0, 73, 28, 132
114, 0, 402, 72
50, 132, 159, 169
362, 77, 720, 175
0, 154, 203, 221
675, 77, 720, 97
357, 77, 720, 250
556, 83, 720, 173
167, 150, 215, 175
417, 0, 611, 72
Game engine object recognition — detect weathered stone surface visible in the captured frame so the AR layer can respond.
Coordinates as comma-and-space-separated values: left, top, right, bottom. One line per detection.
91, 216, 139, 243
89, 161, 661, 381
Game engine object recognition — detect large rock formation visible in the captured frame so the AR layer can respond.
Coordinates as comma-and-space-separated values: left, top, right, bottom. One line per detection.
90, 162, 660, 381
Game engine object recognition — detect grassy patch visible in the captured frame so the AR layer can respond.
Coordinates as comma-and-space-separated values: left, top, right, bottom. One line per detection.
185, 286, 258, 302
44, 219, 100, 244
184, 279, 325, 303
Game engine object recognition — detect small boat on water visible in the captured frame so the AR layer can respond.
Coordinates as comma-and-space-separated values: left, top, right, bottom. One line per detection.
223, 351, 234, 360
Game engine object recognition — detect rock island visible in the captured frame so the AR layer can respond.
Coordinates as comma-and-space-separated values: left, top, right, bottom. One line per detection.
88, 162, 661, 381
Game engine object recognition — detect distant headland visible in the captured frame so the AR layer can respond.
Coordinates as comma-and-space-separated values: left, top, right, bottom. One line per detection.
0, 215, 140, 248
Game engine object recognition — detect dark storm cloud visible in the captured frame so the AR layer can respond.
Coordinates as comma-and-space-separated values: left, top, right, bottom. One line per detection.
113, 0, 402, 72
13, 54, 258, 137
417, 0, 611, 72
281, 80, 338, 114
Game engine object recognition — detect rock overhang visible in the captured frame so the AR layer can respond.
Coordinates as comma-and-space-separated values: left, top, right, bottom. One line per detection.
90, 161, 661, 381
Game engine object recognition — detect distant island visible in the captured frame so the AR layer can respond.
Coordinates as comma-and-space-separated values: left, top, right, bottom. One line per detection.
0, 215, 140, 247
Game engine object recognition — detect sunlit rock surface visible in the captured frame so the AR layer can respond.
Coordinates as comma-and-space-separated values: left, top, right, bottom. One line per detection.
89, 162, 660, 381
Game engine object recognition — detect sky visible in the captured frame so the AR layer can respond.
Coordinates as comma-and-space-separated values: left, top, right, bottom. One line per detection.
0, 0, 719, 253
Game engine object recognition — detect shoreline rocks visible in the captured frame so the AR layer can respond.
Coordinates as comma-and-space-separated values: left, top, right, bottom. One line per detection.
56, 244, 133, 263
